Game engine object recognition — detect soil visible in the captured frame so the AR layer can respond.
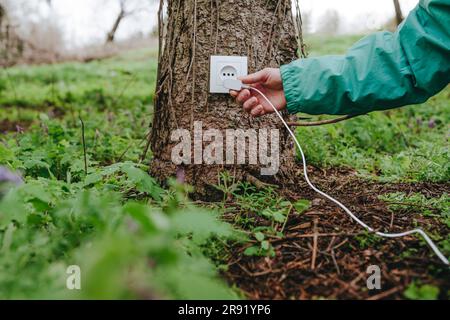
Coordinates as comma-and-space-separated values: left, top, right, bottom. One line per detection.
0, 119, 32, 133
0, 103, 66, 134
223, 166, 450, 300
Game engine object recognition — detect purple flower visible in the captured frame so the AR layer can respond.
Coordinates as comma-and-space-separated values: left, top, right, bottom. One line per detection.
176, 166, 186, 184
428, 119, 436, 129
0, 166, 23, 186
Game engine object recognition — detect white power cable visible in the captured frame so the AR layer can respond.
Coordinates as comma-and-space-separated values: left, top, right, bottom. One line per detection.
228, 80, 448, 265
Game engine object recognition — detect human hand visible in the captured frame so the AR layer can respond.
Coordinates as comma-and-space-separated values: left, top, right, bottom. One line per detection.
230, 68, 287, 117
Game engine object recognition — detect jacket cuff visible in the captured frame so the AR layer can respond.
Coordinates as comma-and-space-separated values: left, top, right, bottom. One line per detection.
281, 62, 304, 115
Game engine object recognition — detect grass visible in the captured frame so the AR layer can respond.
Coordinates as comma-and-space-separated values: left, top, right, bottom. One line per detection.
305, 34, 366, 56
0, 35, 448, 299
1, 49, 243, 299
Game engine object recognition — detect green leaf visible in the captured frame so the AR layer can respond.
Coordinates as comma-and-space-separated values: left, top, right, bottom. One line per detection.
1, 223, 15, 253
171, 208, 235, 244
123, 202, 169, 233
254, 232, 265, 242
293, 199, 310, 214
0, 189, 28, 227
121, 164, 163, 201
20, 184, 52, 204
272, 211, 286, 223
404, 282, 440, 300
85, 173, 103, 186
123, 202, 157, 233
243, 246, 260, 256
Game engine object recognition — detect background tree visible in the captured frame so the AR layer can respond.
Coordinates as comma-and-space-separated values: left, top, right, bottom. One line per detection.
106, 0, 127, 43
0, 2, 24, 66
393, 0, 404, 26
106, 0, 153, 44
0, 0, 62, 65
316, 9, 341, 35
147, 0, 304, 196
301, 10, 312, 35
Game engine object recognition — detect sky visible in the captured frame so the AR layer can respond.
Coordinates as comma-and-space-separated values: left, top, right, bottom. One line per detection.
49, 0, 159, 48
299, 0, 417, 33
37, 0, 419, 48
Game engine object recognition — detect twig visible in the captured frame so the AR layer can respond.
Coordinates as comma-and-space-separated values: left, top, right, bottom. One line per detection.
79, 117, 88, 175
311, 218, 319, 270
118, 130, 151, 163
280, 204, 293, 234
390, 211, 394, 229
384, 201, 438, 211
140, 133, 152, 162
214, 0, 220, 54
156, 0, 165, 82
258, 0, 283, 69
294, 0, 307, 58
273, 232, 362, 242
367, 286, 402, 300
287, 114, 361, 127
237, 264, 282, 277
330, 248, 341, 274
190, 0, 198, 130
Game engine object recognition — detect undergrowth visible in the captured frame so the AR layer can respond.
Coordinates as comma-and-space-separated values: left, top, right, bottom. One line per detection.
1, 35, 448, 299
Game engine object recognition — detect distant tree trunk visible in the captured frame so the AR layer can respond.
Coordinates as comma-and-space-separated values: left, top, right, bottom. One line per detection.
147, 0, 303, 196
106, 1, 126, 43
0, 3, 24, 66
393, 0, 404, 26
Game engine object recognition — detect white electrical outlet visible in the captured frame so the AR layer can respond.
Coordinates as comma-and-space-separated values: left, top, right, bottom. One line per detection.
210, 56, 248, 93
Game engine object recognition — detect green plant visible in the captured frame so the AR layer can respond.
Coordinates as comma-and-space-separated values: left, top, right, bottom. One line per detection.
404, 282, 440, 300
1, 35, 448, 300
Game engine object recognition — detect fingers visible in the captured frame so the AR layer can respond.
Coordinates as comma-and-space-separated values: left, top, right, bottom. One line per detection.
239, 68, 269, 85
229, 88, 264, 117
236, 89, 251, 104
251, 105, 265, 117
243, 96, 258, 112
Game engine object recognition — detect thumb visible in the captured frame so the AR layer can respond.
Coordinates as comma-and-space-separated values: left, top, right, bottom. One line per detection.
239, 69, 269, 85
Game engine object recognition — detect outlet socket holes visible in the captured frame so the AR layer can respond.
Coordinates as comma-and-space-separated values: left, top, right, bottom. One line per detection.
220, 65, 238, 81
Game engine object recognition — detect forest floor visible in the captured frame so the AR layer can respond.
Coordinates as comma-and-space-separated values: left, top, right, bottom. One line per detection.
224, 167, 449, 299
0, 34, 448, 299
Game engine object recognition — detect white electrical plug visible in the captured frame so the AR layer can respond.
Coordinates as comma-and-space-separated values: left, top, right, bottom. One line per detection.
223, 79, 246, 91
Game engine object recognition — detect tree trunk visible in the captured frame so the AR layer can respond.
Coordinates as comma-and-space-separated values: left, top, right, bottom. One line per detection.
393, 0, 404, 26
106, 10, 125, 43
148, 0, 302, 197
0, 4, 24, 67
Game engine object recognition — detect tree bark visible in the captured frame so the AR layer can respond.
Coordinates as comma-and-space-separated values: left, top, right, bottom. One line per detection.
393, 0, 404, 26
148, 0, 302, 197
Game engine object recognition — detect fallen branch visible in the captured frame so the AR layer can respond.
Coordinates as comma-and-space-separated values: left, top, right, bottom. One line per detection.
311, 218, 319, 270
287, 114, 362, 127
367, 286, 402, 300
246, 174, 279, 189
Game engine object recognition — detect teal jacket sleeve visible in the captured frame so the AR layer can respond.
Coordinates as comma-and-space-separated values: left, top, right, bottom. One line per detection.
280, 0, 450, 115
